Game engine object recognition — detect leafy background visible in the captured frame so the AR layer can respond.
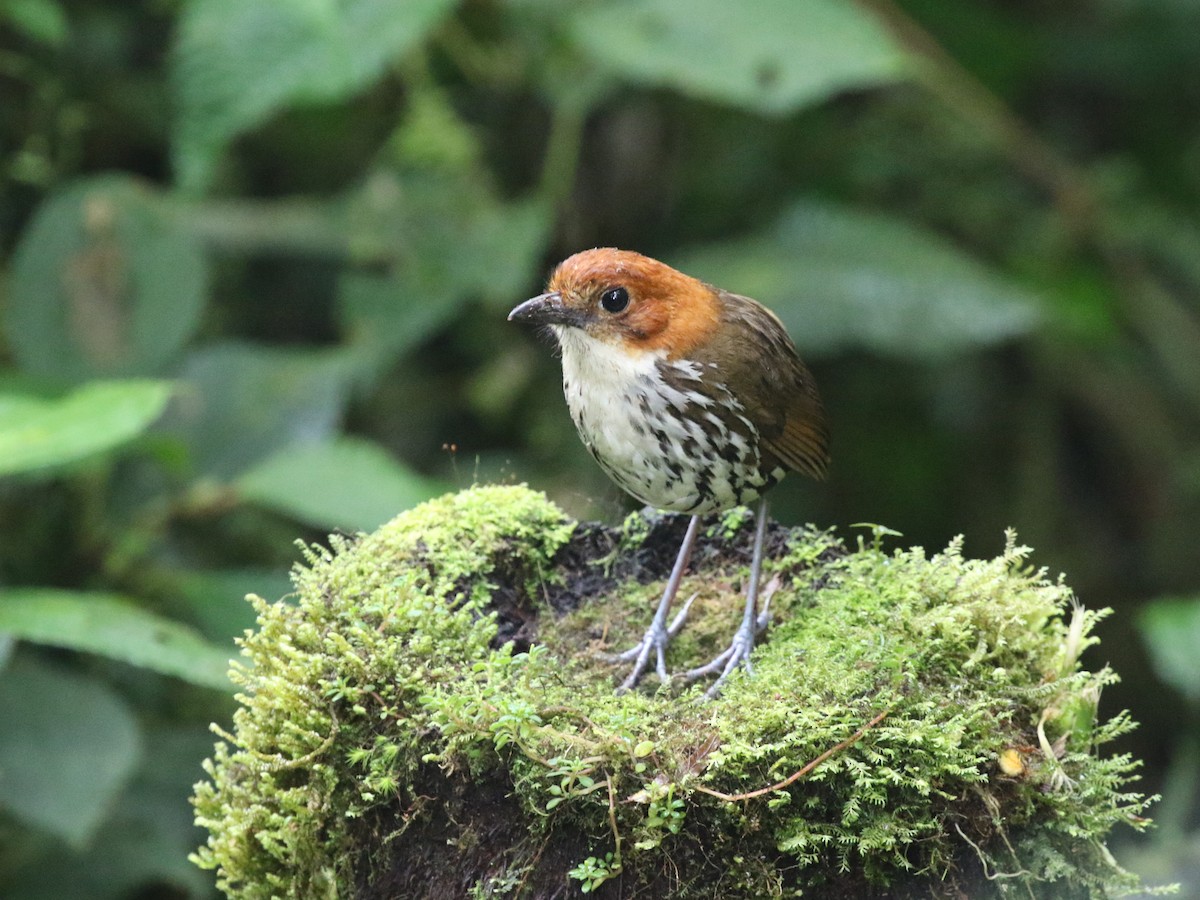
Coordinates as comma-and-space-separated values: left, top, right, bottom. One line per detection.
1, 0, 1198, 895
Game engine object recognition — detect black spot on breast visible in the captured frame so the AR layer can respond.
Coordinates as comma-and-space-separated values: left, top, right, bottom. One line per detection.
718, 439, 742, 464
694, 466, 715, 504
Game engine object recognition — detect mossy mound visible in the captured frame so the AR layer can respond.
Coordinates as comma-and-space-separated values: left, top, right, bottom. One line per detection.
192, 485, 1154, 898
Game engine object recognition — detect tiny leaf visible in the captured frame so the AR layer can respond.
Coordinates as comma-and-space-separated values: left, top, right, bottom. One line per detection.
1138, 596, 1200, 704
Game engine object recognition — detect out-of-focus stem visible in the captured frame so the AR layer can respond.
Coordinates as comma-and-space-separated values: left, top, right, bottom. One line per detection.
537, 97, 586, 210
858, 0, 1097, 235
1155, 709, 1200, 845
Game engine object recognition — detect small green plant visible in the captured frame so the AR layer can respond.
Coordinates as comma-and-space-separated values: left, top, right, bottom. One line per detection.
544, 756, 603, 811
715, 506, 752, 540
618, 509, 652, 548
568, 852, 622, 894
851, 521, 904, 553
469, 869, 526, 897
634, 781, 686, 850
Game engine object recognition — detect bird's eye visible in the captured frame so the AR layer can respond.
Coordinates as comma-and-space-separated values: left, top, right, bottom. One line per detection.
600, 287, 629, 314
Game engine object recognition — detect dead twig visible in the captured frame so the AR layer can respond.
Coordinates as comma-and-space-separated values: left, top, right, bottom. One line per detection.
693, 709, 890, 802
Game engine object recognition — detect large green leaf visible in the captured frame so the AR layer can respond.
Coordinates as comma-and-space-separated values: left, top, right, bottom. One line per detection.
0, 654, 142, 846
175, 568, 293, 641
162, 342, 360, 479
1138, 596, 1200, 704
676, 201, 1040, 358
5, 176, 208, 381
336, 92, 550, 365
0, 379, 171, 477
338, 193, 548, 359
172, 0, 457, 190
338, 269, 462, 361
3, 0, 68, 46
237, 436, 443, 531
569, 0, 909, 114
0, 726, 215, 899
0, 590, 232, 690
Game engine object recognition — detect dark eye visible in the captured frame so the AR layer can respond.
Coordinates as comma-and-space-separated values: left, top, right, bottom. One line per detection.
600, 287, 629, 314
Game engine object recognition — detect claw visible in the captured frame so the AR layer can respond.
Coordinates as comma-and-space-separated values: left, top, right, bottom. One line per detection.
755, 574, 780, 633
684, 621, 757, 698
667, 592, 698, 639
612, 594, 699, 692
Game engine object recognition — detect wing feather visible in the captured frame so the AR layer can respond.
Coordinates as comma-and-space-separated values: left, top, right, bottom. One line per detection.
696, 291, 830, 480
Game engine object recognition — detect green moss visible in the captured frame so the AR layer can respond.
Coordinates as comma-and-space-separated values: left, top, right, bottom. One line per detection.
192, 486, 1157, 898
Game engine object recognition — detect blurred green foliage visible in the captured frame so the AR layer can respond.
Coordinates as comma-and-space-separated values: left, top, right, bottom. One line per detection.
1, 0, 1199, 896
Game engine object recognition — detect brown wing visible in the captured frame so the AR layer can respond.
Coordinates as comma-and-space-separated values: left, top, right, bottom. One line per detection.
699, 291, 830, 481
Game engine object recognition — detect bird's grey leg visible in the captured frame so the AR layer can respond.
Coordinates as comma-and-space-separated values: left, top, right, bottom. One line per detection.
612, 514, 701, 692
685, 495, 771, 698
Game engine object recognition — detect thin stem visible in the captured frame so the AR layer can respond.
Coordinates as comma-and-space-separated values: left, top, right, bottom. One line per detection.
859, 0, 1097, 232
536, 97, 587, 210
693, 709, 889, 802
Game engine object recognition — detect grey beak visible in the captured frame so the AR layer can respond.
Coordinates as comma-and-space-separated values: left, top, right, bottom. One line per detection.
508, 291, 582, 327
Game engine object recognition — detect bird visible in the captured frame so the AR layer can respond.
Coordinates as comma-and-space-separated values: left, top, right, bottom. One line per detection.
509, 248, 829, 697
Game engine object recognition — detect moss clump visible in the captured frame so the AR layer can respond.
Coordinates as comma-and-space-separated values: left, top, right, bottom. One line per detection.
192, 485, 1155, 898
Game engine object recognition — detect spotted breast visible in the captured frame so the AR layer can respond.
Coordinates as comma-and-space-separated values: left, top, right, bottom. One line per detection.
557, 326, 783, 515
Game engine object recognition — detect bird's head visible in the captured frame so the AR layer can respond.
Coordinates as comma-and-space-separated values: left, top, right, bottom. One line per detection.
508, 248, 720, 358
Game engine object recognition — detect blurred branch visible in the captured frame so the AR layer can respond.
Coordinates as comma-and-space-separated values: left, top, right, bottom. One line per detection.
858, 0, 1098, 235
179, 197, 369, 261
861, 0, 1200, 429
434, 17, 526, 87
537, 96, 587, 210
1155, 710, 1200, 847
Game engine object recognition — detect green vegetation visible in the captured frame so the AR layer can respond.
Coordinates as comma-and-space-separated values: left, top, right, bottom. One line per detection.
193, 486, 1154, 897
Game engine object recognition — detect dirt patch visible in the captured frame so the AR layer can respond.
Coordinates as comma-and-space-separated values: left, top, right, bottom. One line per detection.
491, 508, 843, 652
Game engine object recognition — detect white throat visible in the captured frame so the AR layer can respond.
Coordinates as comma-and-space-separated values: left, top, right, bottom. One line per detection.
554, 326, 664, 396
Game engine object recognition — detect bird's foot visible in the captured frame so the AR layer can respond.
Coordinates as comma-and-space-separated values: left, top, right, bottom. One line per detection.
684, 576, 778, 699
608, 593, 698, 693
